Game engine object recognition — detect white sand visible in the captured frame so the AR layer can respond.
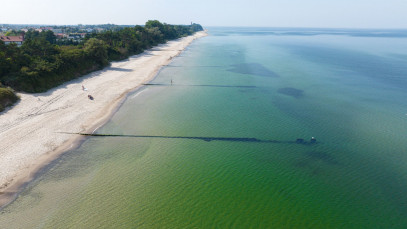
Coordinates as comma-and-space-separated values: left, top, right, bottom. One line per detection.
0, 31, 207, 205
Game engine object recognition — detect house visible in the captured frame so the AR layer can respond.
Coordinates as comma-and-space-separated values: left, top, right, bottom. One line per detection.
67, 33, 81, 40
56, 33, 68, 39
52, 29, 63, 34
0, 35, 24, 46
95, 28, 104, 33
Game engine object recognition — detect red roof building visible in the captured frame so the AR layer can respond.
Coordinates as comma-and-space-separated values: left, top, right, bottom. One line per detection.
56, 33, 68, 39
0, 36, 24, 46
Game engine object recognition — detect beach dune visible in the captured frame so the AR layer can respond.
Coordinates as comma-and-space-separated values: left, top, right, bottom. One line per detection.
0, 31, 207, 207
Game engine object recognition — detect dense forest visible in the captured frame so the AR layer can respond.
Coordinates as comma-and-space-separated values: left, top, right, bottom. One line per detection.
0, 21, 203, 111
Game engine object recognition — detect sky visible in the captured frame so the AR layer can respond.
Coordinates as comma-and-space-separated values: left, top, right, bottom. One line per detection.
1, 0, 406, 28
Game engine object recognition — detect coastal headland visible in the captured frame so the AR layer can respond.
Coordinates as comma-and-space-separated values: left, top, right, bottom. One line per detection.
0, 31, 207, 207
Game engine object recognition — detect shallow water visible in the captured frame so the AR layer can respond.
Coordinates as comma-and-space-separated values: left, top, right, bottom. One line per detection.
1, 28, 407, 228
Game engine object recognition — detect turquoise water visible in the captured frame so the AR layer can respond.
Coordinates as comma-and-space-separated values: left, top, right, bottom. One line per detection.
1, 28, 407, 228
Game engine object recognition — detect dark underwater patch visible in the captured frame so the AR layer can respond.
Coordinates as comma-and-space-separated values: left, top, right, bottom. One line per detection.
228, 63, 279, 77
285, 45, 407, 89
294, 151, 339, 170
277, 87, 304, 98
305, 151, 339, 165
143, 83, 256, 89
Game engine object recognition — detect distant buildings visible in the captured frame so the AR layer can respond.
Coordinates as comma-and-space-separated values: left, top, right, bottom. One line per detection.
52, 29, 64, 34
0, 24, 120, 45
95, 28, 105, 33
56, 33, 67, 39
0, 35, 24, 46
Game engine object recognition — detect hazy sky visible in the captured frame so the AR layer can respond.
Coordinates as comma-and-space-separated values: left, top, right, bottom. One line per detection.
1, 0, 406, 28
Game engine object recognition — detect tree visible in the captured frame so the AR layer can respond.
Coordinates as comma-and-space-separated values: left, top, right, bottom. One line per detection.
84, 38, 108, 66
191, 23, 204, 32
41, 30, 57, 44
24, 30, 41, 40
146, 27, 164, 45
5, 30, 19, 36
145, 20, 164, 31
0, 41, 9, 77
21, 38, 59, 60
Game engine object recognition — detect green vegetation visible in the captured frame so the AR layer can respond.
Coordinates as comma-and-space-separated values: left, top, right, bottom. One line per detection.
0, 86, 19, 112
0, 20, 203, 94
4, 30, 21, 36
24, 30, 57, 44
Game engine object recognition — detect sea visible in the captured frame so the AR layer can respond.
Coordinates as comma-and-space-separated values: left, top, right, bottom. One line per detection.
1, 27, 407, 228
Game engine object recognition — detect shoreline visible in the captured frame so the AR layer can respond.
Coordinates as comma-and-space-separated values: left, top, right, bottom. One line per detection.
0, 31, 208, 208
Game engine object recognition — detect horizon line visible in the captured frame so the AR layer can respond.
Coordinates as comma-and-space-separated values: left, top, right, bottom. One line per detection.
1, 23, 407, 30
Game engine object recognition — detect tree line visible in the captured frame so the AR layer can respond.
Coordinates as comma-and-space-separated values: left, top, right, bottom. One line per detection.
0, 21, 203, 94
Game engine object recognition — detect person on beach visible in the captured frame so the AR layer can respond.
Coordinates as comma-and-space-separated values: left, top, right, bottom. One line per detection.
88, 94, 94, 100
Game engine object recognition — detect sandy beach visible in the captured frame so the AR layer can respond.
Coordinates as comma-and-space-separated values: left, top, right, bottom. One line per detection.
0, 31, 207, 206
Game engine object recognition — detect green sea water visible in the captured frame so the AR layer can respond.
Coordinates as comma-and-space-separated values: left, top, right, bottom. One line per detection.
1, 28, 407, 228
